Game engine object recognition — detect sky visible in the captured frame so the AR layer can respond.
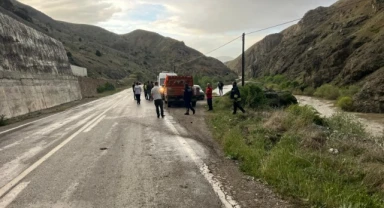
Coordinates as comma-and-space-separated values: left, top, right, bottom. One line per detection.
18, 0, 337, 59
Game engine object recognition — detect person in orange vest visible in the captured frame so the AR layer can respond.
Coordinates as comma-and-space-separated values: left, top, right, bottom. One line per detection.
206, 83, 213, 111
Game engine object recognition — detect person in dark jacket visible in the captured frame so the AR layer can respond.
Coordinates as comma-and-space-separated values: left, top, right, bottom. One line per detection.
132, 83, 136, 100
147, 81, 153, 100
206, 83, 213, 111
184, 83, 195, 115
230, 81, 245, 114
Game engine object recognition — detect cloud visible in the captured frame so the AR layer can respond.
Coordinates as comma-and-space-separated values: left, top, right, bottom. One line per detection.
18, 0, 338, 57
18, 0, 122, 24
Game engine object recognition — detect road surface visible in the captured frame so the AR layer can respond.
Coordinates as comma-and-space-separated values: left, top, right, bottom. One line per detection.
0, 89, 289, 208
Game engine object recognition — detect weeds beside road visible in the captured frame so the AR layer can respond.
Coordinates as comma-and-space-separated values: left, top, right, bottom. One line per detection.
207, 84, 384, 207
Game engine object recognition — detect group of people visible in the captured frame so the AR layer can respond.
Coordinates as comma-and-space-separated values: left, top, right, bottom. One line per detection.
132, 80, 245, 118
132, 81, 156, 105
132, 81, 165, 118
204, 81, 245, 114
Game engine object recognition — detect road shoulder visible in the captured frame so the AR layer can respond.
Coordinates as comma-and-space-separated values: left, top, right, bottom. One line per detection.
167, 103, 292, 208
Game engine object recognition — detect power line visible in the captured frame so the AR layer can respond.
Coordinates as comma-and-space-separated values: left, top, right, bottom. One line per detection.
177, 35, 242, 66
246, 18, 302, 35
177, 0, 371, 67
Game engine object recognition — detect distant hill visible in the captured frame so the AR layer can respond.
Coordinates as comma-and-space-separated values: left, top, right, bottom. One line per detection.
227, 0, 384, 113
0, 0, 236, 81
216, 56, 234, 63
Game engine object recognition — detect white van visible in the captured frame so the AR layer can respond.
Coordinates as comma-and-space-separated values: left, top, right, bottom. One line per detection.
158, 72, 177, 86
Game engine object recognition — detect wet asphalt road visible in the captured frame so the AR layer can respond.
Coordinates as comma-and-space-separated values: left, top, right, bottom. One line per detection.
0, 89, 231, 208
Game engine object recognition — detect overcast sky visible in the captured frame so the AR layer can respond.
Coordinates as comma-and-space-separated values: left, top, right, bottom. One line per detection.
18, 0, 337, 59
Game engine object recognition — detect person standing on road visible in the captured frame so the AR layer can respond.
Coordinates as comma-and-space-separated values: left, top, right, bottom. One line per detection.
151, 82, 165, 118
206, 83, 213, 111
144, 82, 148, 100
230, 81, 245, 114
147, 81, 153, 100
218, 81, 224, 96
134, 82, 142, 105
132, 82, 136, 100
184, 83, 195, 115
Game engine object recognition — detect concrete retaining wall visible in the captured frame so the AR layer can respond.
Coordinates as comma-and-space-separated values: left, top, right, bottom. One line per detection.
0, 71, 81, 118
70, 65, 88, 77
0, 12, 82, 118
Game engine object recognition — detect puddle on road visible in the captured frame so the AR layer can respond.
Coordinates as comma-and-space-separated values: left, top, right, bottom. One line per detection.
296, 95, 384, 137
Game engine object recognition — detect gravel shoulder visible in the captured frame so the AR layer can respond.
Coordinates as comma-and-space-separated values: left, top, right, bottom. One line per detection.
167, 102, 293, 208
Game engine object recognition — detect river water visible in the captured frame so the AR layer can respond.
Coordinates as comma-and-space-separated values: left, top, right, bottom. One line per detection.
296, 96, 384, 137
213, 85, 383, 137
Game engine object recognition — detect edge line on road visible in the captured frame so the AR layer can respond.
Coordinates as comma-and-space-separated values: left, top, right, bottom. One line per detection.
164, 117, 241, 208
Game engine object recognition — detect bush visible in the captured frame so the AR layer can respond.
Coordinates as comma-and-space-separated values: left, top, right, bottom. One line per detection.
303, 87, 315, 96
97, 82, 116, 93
340, 85, 360, 97
337, 96, 354, 111
0, 114, 7, 126
326, 113, 366, 138
95, 50, 102, 57
285, 105, 324, 129
314, 84, 340, 100
239, 84, 267, 108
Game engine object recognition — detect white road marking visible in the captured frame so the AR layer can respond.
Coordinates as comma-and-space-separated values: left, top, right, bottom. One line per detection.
83, 115, 106, 133
164, 117, 240, 208
0, 100, 121, 199
0, 142, 20, 152
0, 182, 30, 208
0, 113, 63, 136
0, 90, 128, 136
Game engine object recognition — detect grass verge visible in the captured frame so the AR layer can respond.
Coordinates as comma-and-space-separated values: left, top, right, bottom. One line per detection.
207, 95, 384, 207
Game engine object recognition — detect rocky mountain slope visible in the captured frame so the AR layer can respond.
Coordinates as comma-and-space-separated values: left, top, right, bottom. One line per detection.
216, 56, 234, 63
0, 0, 235, 80
227, 0, 384, 113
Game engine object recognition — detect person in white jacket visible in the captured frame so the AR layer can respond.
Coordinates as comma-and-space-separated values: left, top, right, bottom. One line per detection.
134, 82, 142, 105
151, 82, 164, 118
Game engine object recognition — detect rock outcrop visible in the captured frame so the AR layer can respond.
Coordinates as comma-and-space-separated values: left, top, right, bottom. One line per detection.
227, 0, 384, 113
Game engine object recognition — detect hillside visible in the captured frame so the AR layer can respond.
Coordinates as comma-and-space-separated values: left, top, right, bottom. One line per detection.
0, 0, 235, 81
227, 0, 384, 113
216, 56, 234, 63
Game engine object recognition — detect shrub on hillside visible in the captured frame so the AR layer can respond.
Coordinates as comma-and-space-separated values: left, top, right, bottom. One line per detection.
95, 50, 102, 57
337, 96, 354, 111
340, 85, 360, 97
97, 82, 116, 93
314, 84, 340, 99
303, 86, 315, 96
0, 114, 7, 126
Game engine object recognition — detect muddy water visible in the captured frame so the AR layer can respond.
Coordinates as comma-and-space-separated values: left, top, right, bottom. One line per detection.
296, 95, 384, 137
213, 86, 383, 137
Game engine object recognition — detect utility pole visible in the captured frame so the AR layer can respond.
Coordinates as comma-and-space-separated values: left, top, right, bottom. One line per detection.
242, 33, 245, 87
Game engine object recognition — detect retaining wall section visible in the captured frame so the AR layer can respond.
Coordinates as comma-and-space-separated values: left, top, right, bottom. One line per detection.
0, 12, 82, 118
